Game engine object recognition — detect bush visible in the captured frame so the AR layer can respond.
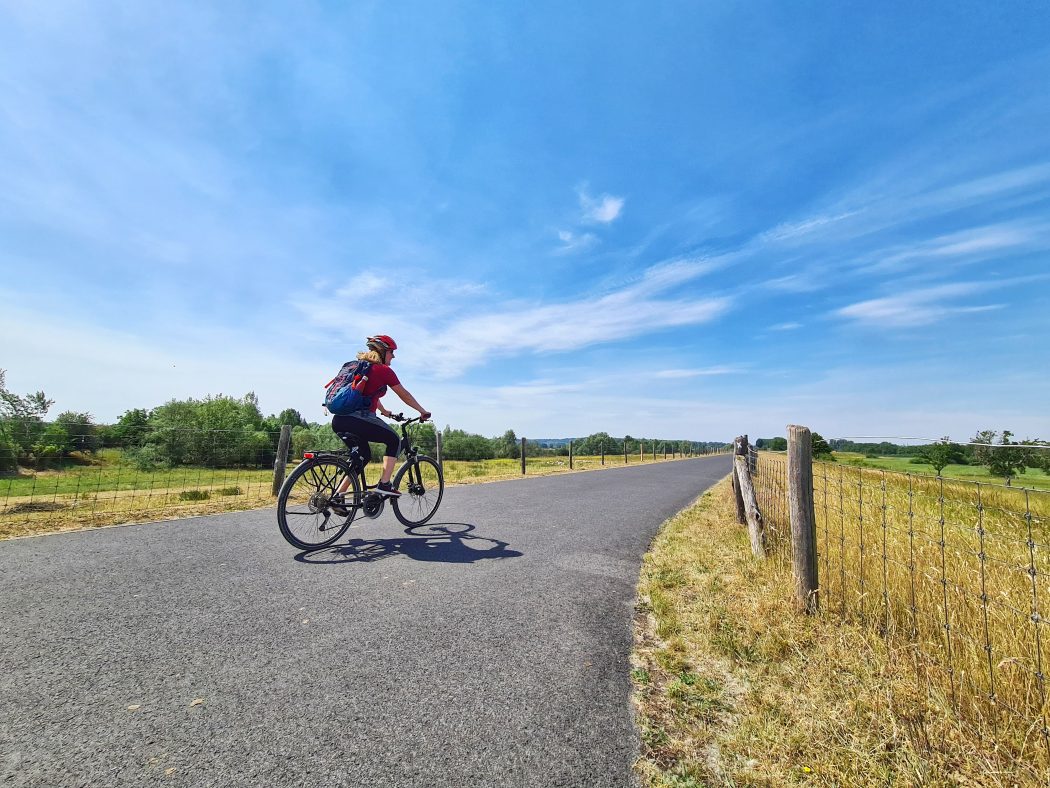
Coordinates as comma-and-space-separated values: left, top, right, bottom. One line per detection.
0, 433, 19, 473
178, 490, 210, 501
127, 444, 167, 472
217, 487, 242, 496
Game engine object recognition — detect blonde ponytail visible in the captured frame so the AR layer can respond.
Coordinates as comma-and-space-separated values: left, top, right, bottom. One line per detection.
356, 349, 383, 364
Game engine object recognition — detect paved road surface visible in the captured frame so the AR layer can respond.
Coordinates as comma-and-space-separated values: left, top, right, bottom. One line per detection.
1, 456, 730, 787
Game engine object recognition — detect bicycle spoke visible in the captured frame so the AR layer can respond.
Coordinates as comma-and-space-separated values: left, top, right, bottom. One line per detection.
277, 457, 358, 549
391, 456, 443, 527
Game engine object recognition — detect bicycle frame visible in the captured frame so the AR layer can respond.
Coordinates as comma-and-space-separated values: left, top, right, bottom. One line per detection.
302, 414, 428, 509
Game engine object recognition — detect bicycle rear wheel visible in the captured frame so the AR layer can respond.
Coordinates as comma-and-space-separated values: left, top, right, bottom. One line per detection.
391, 455, 444, 527
277, 457, 359, 550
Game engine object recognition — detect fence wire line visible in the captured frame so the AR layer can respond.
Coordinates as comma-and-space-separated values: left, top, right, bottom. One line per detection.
1, 424, 731, 536
836, 435, 1050, 451
750, 450, 1050, 775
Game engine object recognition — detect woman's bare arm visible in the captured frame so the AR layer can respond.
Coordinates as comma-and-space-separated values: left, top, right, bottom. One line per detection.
390, 384, 430, 419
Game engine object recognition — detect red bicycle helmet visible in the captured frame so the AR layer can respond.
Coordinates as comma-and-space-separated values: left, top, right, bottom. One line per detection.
367, 334, 398, 354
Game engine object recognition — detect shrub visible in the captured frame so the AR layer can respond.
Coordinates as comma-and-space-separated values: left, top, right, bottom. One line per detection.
0, 433, 19, 473
127, 445, 167, 472
178, 490, 210, 501
217, 487, 242, 496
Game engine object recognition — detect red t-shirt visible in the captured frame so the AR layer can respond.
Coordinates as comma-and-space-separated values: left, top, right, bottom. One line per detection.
361, 363, 400, 412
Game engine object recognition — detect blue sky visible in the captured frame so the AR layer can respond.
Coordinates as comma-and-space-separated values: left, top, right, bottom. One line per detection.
1, 1, 1048, 442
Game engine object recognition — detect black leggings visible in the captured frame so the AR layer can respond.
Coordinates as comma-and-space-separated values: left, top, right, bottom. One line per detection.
331, 413, 400, 465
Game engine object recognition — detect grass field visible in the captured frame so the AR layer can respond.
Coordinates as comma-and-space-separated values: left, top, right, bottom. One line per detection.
831, 451, 1050, 491
632, 478, 1041, 786
0, 451, 712, 539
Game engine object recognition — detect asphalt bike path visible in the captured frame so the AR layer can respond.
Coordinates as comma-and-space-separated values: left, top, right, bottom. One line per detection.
1, 456, 730, 787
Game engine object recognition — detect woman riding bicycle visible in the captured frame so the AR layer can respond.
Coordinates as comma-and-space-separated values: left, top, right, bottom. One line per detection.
331, 334, 431, 497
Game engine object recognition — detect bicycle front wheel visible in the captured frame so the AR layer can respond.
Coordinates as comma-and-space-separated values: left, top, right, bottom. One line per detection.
391, 455, 444, 527
277, 457, 359, 550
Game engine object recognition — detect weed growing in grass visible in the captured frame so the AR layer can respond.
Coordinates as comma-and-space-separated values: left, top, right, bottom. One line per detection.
177, 490, 210, 501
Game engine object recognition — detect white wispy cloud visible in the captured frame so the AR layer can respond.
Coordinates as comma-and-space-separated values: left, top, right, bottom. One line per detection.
578, 188, 625, 224
292, 257, 733, 378
770, 322, 801, 331
420, 293, 730, 377
334, 273, 487, 303
653, 366, 740, 378
554, 229, 598, 254
835, 282, 1003, 327
760, 211, 861, 243
859, 221, 1042, 273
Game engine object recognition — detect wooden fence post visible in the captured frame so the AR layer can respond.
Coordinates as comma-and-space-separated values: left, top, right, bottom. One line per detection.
271, 425, 292, 496
521, 437, 527, 475
788, 424, 819, 613
652, 442, 656, 462
734, 455, 766, 559
569, 440, 573, 470
435, 431, 443, 466
732, 435, 748, 525
601, 441, 605, 465
624, 441, 628, 465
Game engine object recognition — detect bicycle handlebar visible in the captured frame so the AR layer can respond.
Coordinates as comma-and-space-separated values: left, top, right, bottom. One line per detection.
388, 413, 429, 426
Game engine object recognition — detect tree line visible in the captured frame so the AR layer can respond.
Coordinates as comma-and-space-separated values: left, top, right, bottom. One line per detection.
0, 371, 722, 472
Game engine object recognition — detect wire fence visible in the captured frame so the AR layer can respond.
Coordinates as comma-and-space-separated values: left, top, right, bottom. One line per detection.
752, 450, 1050, 775
0, 440, 282, 539
0, 421, 730, 538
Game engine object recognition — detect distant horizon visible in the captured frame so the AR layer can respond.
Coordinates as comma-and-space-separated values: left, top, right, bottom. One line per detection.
2, 3, 1047, 440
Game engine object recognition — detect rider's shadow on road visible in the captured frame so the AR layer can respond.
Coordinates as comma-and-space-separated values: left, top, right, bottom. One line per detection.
294, 522, 522, 565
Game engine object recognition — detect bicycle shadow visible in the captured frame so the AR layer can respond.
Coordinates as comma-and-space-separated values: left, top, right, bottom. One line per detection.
294, 522, 523, 565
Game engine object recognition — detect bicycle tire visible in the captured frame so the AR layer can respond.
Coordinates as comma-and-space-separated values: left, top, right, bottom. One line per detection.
391, 455, 444, 527
277, 457, 359, 550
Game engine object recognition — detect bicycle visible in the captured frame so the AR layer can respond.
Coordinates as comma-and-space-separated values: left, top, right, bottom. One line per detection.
276, 413, 444, 550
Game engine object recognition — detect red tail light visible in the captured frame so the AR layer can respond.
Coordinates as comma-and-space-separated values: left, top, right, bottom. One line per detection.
303, 452, 314, 459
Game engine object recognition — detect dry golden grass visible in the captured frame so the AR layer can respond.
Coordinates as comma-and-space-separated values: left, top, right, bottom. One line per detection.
632, 478, 1043, 786
752, 454, 1050, 777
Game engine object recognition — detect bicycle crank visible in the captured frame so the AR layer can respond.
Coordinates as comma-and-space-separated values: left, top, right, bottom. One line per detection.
362, 491, 385, 519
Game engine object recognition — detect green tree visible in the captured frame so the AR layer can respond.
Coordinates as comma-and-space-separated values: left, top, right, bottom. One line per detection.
146, 399, 199, 465
1030, 441, 1050, 473
443, 432, 496, 460
408, 422, 437, 456
276, 408, 308, 428
107, 408, 150, 448
972, 430, 1031, 485
812, 432, 833, 459
918, 438, 966, 476
53, 411, 101, 455
0, 369, 53, 464
494, 429, 518, 459
34, 423, 72, 464
291, 424, 343, 459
